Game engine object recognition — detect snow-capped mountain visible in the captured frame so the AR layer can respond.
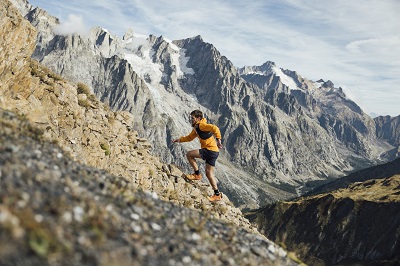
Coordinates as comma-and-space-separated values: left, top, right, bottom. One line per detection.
12, 0, 397, 209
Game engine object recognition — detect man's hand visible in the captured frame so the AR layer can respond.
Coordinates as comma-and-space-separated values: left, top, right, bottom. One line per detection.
172, 139, 180, 143
216, 139, 223, 149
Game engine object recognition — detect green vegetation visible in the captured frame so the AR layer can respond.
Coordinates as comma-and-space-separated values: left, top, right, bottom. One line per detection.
29, 229, 51, 257
76, 83, 98, 108
100, 143, 111, 156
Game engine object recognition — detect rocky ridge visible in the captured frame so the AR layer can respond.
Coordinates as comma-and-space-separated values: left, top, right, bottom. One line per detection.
0, 1, 299, 265
246, 159, 400, 265
15, 0, 398, 209
304, 157, 400, 196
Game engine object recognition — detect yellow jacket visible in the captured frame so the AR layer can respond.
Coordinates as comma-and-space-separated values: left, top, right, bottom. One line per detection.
179, 118, 222, 152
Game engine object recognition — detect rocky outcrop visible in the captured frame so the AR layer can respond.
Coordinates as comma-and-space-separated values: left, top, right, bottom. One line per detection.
0, 1, 299, 265
0, 0, 35, 90
246, 163, 400, 265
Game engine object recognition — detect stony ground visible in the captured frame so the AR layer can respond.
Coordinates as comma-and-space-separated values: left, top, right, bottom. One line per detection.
0, 108, 299, 265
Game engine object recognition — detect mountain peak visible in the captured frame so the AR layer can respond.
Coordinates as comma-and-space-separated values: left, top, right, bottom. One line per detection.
321, 80, 334, 88
123, 28, 134, 40
238, 61, 276, 76
192, 34, 203, 41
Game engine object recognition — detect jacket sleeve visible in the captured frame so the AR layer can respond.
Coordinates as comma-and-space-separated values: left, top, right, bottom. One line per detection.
179, 129, 197, 142
199, 123, 222, 139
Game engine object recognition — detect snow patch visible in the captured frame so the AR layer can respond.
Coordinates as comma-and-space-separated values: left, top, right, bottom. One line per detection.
163, 38, 179, 51
177, 49, 194, 76
272, 66, 301, 91
123, 40, 163, 104
313, 81, 323, 88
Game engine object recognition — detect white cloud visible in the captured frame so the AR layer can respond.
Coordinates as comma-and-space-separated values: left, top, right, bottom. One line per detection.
54, 13, 87, 35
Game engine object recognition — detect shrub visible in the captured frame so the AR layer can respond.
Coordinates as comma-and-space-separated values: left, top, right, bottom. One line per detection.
77, 83, 91, 95
100, 143, 111, 156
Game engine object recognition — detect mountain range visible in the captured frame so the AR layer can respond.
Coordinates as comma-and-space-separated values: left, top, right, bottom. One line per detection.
10, 0, 400, 210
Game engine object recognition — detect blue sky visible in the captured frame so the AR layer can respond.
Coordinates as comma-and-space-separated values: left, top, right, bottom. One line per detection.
28, 0, 400, 117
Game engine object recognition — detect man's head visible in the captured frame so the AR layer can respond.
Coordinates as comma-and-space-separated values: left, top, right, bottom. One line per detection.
190, 110, 203, 126
190, 110, 203, 119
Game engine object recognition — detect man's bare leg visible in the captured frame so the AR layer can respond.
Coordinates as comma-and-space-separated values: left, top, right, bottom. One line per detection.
205, 163, 218, 190
186, 150, 201, 172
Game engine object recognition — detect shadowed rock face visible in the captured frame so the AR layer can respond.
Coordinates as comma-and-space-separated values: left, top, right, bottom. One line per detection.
375, 115, 400, 146
246, 169, 400, 265
375, 115, 400, 159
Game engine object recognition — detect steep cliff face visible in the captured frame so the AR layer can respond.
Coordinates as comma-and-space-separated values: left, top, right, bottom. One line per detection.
246, 160, 400, 265
0, 0, 35, 91
375, 115, 400, 159
12, 0, 395, 209
239, 63, 381, 158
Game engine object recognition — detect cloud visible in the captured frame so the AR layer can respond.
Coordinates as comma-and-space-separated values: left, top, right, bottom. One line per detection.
54, 13, 87, 35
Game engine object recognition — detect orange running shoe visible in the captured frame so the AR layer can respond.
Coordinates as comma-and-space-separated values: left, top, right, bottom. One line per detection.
186, 173, 202, 180
208, 193, 223, 202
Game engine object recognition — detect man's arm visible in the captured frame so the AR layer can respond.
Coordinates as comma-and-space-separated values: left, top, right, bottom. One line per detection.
216, 138, 223, 149
172, 129, 197, 143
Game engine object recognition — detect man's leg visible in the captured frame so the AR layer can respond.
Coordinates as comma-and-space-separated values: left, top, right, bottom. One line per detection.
205, 163, 218, 190
206, 163, 222, 201
186, 149, 201, 172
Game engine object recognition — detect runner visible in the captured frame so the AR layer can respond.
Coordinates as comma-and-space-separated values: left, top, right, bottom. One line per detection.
172, 110, 224, 201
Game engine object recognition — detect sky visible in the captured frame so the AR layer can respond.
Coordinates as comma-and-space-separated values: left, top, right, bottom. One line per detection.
28, 0, 400, 117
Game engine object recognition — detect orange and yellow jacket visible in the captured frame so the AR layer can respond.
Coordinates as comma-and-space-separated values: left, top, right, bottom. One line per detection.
178, 118, 222, 152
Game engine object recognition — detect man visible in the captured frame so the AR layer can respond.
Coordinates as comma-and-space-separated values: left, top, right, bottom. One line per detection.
172, 110, 224, 201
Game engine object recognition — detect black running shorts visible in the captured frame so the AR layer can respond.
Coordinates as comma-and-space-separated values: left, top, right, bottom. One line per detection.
199, 148, 219, 166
